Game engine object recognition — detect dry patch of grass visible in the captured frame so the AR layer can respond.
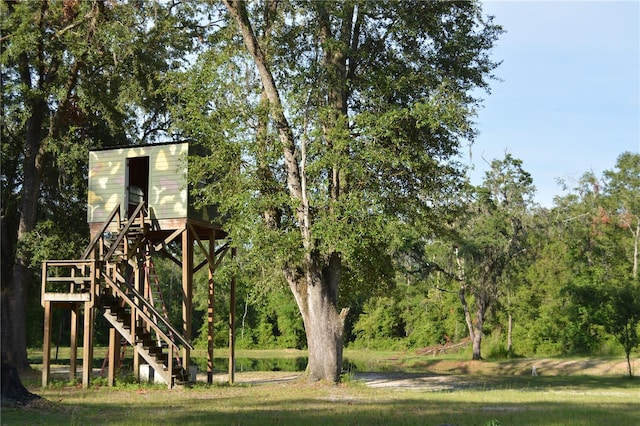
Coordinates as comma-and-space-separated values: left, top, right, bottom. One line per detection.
400, 357, 634, 376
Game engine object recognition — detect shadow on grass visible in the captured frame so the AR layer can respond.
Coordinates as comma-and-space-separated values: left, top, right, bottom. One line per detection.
3, 389, 639, 426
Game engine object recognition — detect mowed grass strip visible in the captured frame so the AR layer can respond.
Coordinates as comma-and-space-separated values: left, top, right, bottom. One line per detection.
4, 368, 640, 426
11, 349, 640, 425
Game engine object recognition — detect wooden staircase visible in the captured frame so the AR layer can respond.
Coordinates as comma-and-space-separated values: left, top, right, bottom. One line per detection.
42, 202, 193, 388
99, 290, 190, 385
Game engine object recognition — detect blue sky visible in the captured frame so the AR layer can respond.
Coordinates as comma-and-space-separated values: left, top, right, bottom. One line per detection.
466, 1, 640, 207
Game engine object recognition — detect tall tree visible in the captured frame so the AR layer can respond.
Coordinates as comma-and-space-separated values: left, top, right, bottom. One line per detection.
603, 153, 640, 376
455, 154, 535, 360
547, 153, 640, 368
180, 0, 501, 381
603, 152, 640, 281
594, 153, 640, 376
601, 281, 640, 378
1, 0, 206, 370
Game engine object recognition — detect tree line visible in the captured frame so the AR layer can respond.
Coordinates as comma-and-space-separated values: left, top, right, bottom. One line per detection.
188, 151, 638, 379
2, 1, 637, 381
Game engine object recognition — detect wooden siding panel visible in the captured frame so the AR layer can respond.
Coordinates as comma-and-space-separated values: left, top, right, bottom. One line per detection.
88, 150, 126, 224
148, 143, 188, 220
88, 143, 194, 224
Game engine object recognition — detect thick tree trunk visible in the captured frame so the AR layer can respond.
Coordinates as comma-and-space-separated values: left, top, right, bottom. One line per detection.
471, 313, 484, 361
0, 288, 14, 365
305, 283, 344, 382
6, 264, 31, 372
5, 95, 47, 371
286, 253, 345, 383
1, 360, 41, 406
225, 1, 348, 382
1, 215, 16, 364
5, 4, 54, 370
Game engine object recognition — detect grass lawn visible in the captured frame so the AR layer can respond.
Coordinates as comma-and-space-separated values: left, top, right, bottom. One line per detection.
2, 349, 639, 425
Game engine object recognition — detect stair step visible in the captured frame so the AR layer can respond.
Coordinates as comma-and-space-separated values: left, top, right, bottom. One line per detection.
139, 337, 157, 345
110, 308, 131, 318
173, 371, 190, 383
162, 362, 185, 373
100, 297, 118, 307
145, 342, 162, 350
104, 307, 126, 317
119, 318, 132, 327
136, 330, 152, 339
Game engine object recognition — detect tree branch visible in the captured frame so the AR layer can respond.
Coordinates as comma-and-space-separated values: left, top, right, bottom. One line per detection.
224, 3, 301, 195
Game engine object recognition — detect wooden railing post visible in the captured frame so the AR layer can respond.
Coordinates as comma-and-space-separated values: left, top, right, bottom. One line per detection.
42, 300, 52, 388
107, 327, 118, 386
228, 247, 236, 385
70, 304, 79, 382
131, 296, 138, 381
167, 345, 173, 389
82, 301, 94, 389
207, 232, 215, 384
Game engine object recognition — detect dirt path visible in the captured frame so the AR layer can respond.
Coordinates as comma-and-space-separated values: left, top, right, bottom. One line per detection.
42, 357, 635, 392
352, 372, 479, 391
206, 358, 636, 391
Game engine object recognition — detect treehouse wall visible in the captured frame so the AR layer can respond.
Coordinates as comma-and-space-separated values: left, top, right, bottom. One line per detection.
88, 142, 215, 227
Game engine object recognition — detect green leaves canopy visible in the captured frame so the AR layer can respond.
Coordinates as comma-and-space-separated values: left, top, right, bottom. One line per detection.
175, 1, 502, 278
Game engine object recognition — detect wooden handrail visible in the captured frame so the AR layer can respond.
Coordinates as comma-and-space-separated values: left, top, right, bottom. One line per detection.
124, 280, 193, 350
101, 270, 193, 351
103, 201, 146, 262
42, 259, 97, 266
113, 266, 192, 350
41, 259, 97, 307
82, 204, 122, 260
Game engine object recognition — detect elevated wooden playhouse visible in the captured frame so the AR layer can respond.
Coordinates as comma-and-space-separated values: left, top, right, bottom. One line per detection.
41, 142, 235, 389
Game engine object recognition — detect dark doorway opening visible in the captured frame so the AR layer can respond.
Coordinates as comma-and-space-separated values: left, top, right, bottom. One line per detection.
126, 156, 149, 218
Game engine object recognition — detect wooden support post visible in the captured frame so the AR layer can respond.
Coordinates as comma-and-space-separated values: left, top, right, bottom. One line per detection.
132, 306, 139, 381
107, 327, 118, 386
228, 247, 236, 385
207, 233, 215, 384
42, 301, 52, 387
115, 339, 121, 380
82, 302, 94, 389
167, 345, 173, 390
70, 304, 79, 382
182, 227, 193, 370
133, 259, 141, 381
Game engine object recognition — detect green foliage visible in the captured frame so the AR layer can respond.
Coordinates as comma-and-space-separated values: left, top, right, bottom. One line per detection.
176, 0, 502, 308
1, 0, 213, 366
352, 295, 406, 350
511, 153, 640, 360
400, 284, 462, 348
4, 0, 638, 366
602, 282, 640, 364
350, 282, 466, 351
18, 220, 87, 268
253, 290, 306, 349
447, 154, 536, 359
